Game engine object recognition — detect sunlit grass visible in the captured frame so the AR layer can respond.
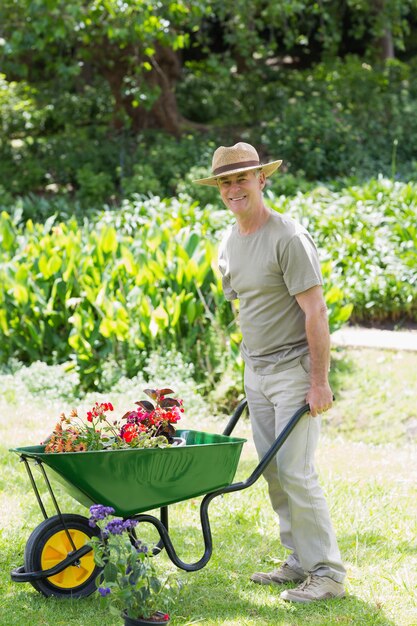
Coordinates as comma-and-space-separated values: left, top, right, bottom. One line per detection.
1, 348, 416, 625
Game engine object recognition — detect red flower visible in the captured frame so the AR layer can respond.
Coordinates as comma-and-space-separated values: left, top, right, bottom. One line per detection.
87, 412, 93, 423
121, 424, 138, 443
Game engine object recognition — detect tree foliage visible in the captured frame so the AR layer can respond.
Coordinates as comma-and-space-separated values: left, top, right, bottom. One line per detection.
0, 0, 417, 200
1, 0, 210, 133
1, 0, 417, 133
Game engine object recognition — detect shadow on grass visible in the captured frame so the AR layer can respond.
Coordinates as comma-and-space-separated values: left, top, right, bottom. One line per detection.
174, 569, 398, 626
2, 574, 398, 626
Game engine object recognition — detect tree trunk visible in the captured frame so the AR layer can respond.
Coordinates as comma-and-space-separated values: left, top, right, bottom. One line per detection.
376, 28, 395, 61
137, 42, 182, 136
99, 41, 183, 136
372, 0, 395, 61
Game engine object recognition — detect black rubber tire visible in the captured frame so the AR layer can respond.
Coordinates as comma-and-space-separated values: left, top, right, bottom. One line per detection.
24, 514, 102, 598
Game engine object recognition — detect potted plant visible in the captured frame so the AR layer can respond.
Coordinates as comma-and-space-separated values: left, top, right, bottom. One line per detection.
43, 388, 185, 453
88, 504, 181, 625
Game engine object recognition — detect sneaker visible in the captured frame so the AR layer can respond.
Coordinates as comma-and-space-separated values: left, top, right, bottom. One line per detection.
251, 562, 306, 586
280, 574, 346, 603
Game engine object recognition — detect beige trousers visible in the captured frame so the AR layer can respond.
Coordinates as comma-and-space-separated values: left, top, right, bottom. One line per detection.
244, 357, 346, 582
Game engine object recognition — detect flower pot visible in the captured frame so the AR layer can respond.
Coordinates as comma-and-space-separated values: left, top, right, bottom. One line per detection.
122, 611, 170, 625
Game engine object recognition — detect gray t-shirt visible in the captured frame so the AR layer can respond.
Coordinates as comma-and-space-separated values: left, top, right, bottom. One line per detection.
218, 211, 323, 375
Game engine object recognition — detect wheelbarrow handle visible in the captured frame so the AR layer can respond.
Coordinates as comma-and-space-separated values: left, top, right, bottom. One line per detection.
222, 398, 248, 436
219, 402, 311, 495
250, 402, 310, 482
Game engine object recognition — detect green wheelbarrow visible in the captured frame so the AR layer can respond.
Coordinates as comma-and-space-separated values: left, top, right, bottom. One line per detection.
10, 400, 310, 598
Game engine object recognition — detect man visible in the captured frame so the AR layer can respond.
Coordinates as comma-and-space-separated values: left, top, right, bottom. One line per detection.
194, 142, 346, 603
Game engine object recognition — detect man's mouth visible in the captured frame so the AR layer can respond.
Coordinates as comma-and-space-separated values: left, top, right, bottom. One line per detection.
229, 195, 245, 202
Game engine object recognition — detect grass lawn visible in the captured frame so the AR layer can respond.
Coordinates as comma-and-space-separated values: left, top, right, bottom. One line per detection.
0, 347, 416, 626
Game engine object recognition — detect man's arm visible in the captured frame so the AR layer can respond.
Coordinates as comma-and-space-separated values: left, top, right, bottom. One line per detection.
295, 285, 333, 417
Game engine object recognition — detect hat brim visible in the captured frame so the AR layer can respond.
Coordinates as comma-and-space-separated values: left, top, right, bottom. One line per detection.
193, 160, 283, 186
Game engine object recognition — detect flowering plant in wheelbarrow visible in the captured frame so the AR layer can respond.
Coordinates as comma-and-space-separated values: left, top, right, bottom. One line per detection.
88, 505, 181, 625
44, 388, 184, 453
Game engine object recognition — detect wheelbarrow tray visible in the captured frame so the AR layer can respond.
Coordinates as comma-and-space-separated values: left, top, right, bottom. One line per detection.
12, 429, 246, 517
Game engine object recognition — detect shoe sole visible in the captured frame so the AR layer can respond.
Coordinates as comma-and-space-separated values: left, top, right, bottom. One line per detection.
251, 575, 306, 586
281, 591, 346, 603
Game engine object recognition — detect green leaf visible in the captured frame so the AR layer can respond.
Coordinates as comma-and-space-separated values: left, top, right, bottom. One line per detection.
13, 283, 29, 304
99, 317, 114, 338
151, 304, 169, 329
0, 309, 9, 335
120, 245, 137, 274
47, 254, 62, 275
103, 562, 118, 582
100, 226, 118, 254
38, 254, 49, 278
0, 212, 15, 250
186, 299, 196, 324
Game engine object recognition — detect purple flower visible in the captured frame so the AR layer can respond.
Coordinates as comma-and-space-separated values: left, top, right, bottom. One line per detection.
98, 586, 111, 597
123, 519, 139, 531
104, 518, 125, 535
89, 504, 115, 527
135, 540, 148, 553
104, 518, 139, 535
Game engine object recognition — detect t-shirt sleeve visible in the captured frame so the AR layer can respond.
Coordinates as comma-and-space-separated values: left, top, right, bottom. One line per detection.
280, 232, 323, 296
218, 240, 238, 301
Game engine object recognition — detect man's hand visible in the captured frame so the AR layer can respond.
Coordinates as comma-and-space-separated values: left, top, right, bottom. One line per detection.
306, 383, 333, 417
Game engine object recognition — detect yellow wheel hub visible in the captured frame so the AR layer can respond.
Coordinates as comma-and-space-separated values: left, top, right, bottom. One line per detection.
41, 528, 95, 589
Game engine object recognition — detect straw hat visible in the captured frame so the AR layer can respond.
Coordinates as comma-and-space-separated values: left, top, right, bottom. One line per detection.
193, 142, 282, 186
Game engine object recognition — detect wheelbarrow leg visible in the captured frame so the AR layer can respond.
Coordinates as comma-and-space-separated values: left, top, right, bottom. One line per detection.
133, 507, 214, 572
152, 507, 168, 556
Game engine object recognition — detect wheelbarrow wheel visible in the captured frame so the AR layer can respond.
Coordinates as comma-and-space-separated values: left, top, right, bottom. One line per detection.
24, 514, 101, 598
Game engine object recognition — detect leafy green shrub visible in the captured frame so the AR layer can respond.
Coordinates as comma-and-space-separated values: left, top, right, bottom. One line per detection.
3, 57, 417, 203
179, 56, 417, 181
176, 166, 220, 206
0, 185, 13, 206
17, 362, 80, 399
0, 74, 119, 199
129, 133, 218, 196
265, 174, 317, 198
4, 194, 88, 225
76, 165, 115, 205
120, 163, 162, 198
0, 190, 354, 390
3, 176, 416, 390
3, 53, 417, 203
0, 199, 237, 389
275, 176, 417, 323
0, 361, 80, 403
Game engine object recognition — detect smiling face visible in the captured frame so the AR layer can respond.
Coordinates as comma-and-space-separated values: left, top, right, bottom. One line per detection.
217, 169, 266, 217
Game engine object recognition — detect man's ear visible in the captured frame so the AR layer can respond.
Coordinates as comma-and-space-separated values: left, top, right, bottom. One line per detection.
259, 171, 266, 189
